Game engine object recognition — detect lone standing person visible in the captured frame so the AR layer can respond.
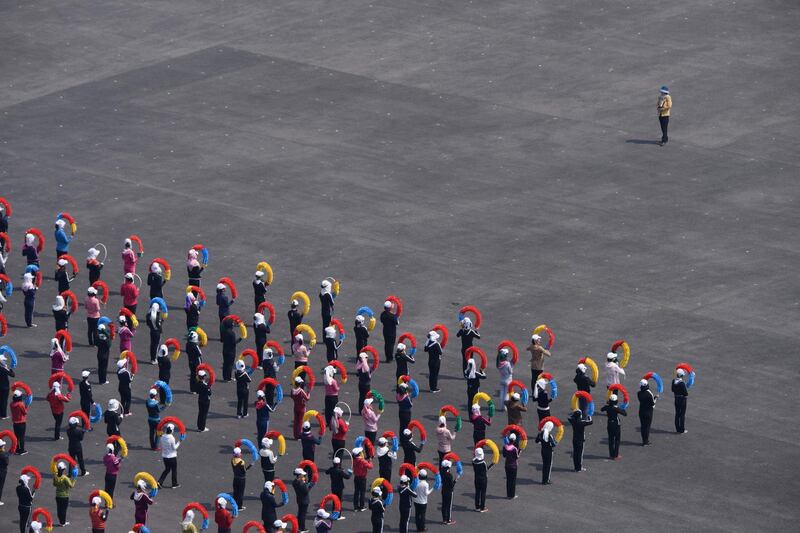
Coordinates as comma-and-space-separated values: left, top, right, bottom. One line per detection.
658, 85, 672, 145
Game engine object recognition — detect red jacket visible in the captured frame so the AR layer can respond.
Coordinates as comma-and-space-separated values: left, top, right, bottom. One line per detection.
119, 281, 139, 306
332, 418, 348, 440
11, 401, 27, 423
291, 388, 309, 411
215, 507, 233, 528
353, 456, 373, 479
47, 391, 70, 415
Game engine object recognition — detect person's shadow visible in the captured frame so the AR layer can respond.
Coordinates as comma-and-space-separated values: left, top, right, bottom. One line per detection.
626, 139, 661, 145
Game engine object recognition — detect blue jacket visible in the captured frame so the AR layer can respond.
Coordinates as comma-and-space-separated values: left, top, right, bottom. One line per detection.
55, 227, 72, 252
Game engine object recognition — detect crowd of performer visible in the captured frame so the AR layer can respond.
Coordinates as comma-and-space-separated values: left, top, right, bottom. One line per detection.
0, 200, 694, 533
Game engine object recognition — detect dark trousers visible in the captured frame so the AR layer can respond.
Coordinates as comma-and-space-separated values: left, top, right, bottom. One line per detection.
607, 424, 621, 458
87, 317, 99, 346
0, 470, 5, 501
257, 420, 268, 442
399, 505, 411, 533
18, 505, 31, 533
53, 412, 64, 439
437, 451, 446, 466
505, 466, 517, 497
332, 438, 345, 456
236, 389, 248, 417
537, 408, 550, 422
198, 401, 210, 431
384, 337, 395, 362
24, 299, 34, 327
414, 502, 427, 531
324, 395, 337, 426
354, 477, 367, 510
120, 389, 131, 415
428, 358, 440, 391
358, 382, 370, 413
659, 116, 669, 143
104, 473, 117, 498
222, 353, 234, 381
472, 429, 485, 446
56, 496, 69, 525
0, 386, 8, 418
474, 479, 486, 510
189, 363, 198, 393
262, 469, 274, 483
372, 514, 384, 533
13, 422, 26, 453
572, 440, 584, 471
97, 352, 109, 383
322, 312, 331, 330
639, 412, 653, 444
441, 491, 453, 522
399, 410, 411, 433
675, 397, 687, 433
232, 478, 245, 508
148, 420, 159, 449
531, 368, 542, 393
541, 447, 553, 483
149, 329, 161, 362
466, 383, 479, 412
70, 449, 86, 475
365, 431, 377, 446
297, 503, 308, 532
158, 457, 178, 486
125, 304, 137, 315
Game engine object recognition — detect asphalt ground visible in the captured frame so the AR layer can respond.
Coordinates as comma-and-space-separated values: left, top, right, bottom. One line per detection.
0, 0, 799, 531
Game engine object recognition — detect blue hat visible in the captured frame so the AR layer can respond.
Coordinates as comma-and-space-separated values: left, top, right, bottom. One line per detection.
660, 86, 670, 94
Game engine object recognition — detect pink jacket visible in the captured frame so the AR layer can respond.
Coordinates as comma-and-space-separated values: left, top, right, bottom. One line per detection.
121, 249, 137, 274
361, 406, 380, 432
119, 327, 134, 352
84, 296, 101, 318
51, 350, 67, 372
119, 282, 138, 306
294, 344, 309, 363
436, 426, 456, 453
325, 378, 340, 397
104, 453, 122, 475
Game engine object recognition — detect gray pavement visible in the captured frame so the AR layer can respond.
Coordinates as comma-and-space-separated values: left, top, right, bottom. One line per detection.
0, 0, 799, 531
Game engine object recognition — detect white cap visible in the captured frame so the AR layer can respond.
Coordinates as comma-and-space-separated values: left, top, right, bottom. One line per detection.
294, 468, 305, 476
125, 272, 134, 280
512, 392, 521, 400
117, 359, 127, 368
265, 481, 274, 490
384, 301, 392, 309
137, 479, 147, 489
81, 370, 91, 378
52, 296, 65, 310
303, 421, 311, 429
291, 299, 299, 307
428, 331, 439, 341
396, 343, 406, 351
474, 448, 484, 460
373, 487, 382, 496
577, 363, 587, 373
317, 509, 330, 519
118, 315, 127, 323
471, 404, 480, 413
12, 388, 22, 398
106, 443, 115, 452
55, 219, 66, 228
400, 475, 410, 483
676, 368, 686, 377
150, 262, 161, 274
52, 381, 61, 391
531, 334, 542, 342
610, 394, 618, 402
108, 399, 119, 410
536, 378, 548, 389
352, 447, 363, 455
166, 423, 175, 432
57, 258, 68, 266
508, 433, 517, 441
124, 238, 132, 247
30, 522, 42, 532
419, 469, 428, 479
255, 271, 264, 278
0, 439, 5, 448
438, 416, 446, 425
235, 360, 245, 371
355, 315, 365, 324
607, 352, 617, 361
69, 416, 79, 425
261, 438, 273, 448
273, 520, 287, 528
217, 497, 227, 508
256, 390, 265, 398
321, 279, 331, 288
198, 370, 207, 377
363, 398, 373, 406
377, 437, 388, 445
640, 379, 649, 387
87, 287, 97, 295
233, 447, 242, 456
216, 283, 226, 291
441, 460, 452, 468
149, 388, 158, 396
403, 428, 411, 436
92, 496, 102, 506
333, 406, 343, 416
461, 317, 472, 327
294, 376, 304, 384
333, 457, 341, 464
294, 334, 303, 342
499, 348, 509, 356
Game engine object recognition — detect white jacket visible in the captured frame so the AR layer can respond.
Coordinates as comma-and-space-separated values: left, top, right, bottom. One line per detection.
412, 480, 434, 504
605, 361, 625, 387
160, 434, 180, 458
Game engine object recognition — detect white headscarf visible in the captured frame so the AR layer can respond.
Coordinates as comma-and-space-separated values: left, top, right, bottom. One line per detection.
52, 295, 65, 311
25, 233, 35, 246
182, 509, 195, 526
22, 272, 34, 291
149, 302, 159, 322
542, 421, 554, 440
320, 279, 331, 295
533, 378, 548, 399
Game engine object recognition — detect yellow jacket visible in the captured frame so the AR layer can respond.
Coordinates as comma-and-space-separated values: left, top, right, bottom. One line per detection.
658, 94, 672, 117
